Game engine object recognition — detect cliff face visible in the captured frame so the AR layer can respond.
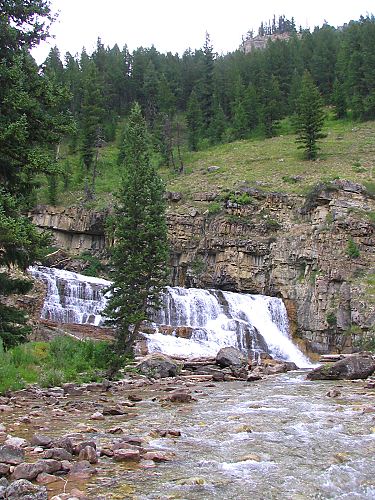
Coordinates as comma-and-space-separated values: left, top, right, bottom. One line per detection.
31, 180, 375, 354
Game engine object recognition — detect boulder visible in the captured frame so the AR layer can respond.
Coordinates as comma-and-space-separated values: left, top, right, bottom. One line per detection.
12, 462, 45, 481
78, 446, 97, 464
31, 435, 52, 449
52, 437, 73, 454
137, 353, 181, 378
0, 445, 24, 465
67, 461, 96, 479
307, 354, 375, 381
4, 479, 47, 500
0, 463, 10, 476
167, 389, 194, 403
113, 449, 140, 462
43, 448, 72, 461
216, 347, 247, 369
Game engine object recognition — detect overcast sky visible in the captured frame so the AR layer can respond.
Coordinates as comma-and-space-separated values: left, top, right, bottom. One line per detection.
32, 0, 374, 63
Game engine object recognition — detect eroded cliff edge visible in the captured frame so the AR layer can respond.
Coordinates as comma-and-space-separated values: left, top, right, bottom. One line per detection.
30, 180, 375, 354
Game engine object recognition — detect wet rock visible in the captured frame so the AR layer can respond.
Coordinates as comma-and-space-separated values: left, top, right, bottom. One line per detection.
307, 354, 375, 381
31, 435, 53, 449
67, 460, 96, 479
102, 406, 127, 416
119, 436, 144, 447
175, 477, 206, 485
0, 426, 5, 434
212, 371, 225, 382
107, 427, 123, 435
139, 459, 156, 468
43, 448, 73, 461
326, 388, 341, 397
78, 446, 98, 464
12, 462, 45, 481
247, 373, 263, 382
0, 464, 10, 476
5, 479, 47, 499
142, 451, 174, 462
128, 394, 142, 402
38, 459, 62, 474
151, 429, 181, 438
137, 353, 181, 378
167, 389, 194, 403
216, 347, 247, 369
113, 449, 141, 462
74, 441, 96, 456
0, 445, 25, 465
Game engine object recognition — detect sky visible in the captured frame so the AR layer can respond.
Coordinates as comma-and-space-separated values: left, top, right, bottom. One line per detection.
32, 0, 374, 63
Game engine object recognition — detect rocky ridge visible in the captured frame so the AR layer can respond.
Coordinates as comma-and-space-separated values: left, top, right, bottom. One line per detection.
30, 180, 375, 354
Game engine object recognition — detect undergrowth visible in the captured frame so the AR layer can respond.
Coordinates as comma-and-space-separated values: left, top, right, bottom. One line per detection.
0, 336, 125, 394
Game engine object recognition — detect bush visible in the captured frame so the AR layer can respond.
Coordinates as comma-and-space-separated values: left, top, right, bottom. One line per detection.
326, 312, 337, 327
208, 201, 222, 215
346, 238, 360, 258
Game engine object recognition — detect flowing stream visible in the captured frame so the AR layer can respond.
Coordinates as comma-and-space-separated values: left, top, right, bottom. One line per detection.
23, 266, 375, 498
29, 266, 311, 367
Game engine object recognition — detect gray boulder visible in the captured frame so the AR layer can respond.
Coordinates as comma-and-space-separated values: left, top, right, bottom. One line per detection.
216, 347, 247, 369
137, 353, 181, 378
5, 479, 47, 499
12, 463, 45, 481
0, 445, 24, 465
307, 354, 375, 381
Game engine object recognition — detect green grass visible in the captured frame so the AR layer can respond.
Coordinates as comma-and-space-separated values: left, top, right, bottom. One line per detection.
0, 336, 122, 394
36, 117, 375, 210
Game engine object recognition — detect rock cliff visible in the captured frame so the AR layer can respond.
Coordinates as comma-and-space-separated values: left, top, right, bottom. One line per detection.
30, 180, 375, 354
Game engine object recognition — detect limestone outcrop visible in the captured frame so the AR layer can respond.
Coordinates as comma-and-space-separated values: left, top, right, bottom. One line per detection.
30, 180, 375, 354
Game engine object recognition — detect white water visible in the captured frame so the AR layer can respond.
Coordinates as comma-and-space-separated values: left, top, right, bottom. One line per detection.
29, 266, 311, 367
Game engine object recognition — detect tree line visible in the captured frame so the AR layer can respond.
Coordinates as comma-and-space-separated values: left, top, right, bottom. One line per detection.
42, 14, 375, 166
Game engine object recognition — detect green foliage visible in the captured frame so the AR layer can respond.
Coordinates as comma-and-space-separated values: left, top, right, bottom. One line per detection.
295, 71, 327, 160
326, 312, 337, 327
346, 238, 360, 258
264, 217, 281, 231
364, 181, 375, 198
207, 201, 222, 215
104, 103, 169, 354
190, 256, 206, 276
225, 192, 253, 206
78, 251, 105, 277
0, 336, 122, 394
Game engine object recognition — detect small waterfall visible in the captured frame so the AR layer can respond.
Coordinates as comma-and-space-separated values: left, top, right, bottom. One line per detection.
29, 266, 311, 367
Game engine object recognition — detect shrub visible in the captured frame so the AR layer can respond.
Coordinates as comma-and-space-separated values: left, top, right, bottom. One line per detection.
326, 312, 337, 327
208, 201, 222, 215
346, 238, 360, 258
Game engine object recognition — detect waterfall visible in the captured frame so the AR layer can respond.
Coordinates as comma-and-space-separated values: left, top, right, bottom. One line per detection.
29, 266, 311, 367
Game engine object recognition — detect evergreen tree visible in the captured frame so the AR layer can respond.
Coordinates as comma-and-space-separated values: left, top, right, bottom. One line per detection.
186, 89, 203, 151
209, 95, 226, 144
104, 103, 169, 354
295, 71, 326, 160
261, 76, 282, 138
0, 0, 67, 348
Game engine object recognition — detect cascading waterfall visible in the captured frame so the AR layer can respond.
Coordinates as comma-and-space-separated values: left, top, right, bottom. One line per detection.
29, 266, 311, 367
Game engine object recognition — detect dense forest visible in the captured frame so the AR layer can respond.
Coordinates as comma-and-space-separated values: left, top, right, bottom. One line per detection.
41, 15, 375, 156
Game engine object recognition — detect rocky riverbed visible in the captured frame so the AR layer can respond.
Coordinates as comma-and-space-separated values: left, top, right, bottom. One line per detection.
0, 360, 374, 500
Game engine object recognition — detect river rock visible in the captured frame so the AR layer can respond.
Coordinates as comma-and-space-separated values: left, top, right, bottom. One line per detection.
0, 445, 25, 465
307, 354, 375, 380
216, 347, 247, 369
38, 459, 62, 474
74, 441, 97, 455
12, 462, 46, 481
4, 479, 47, 500
31, 435, 53, 449
167, 389, 194, 403
78, 446, 98, 464
67, 461, 96, 479
43, 448, 73, 461
113, 449, 141, 462
137, 353, 181, 378
142, 451, 174, 462
4, 437, 28, 448
36, 472, 62, 485
89, 411, 105, 420
52, 437, 73, 454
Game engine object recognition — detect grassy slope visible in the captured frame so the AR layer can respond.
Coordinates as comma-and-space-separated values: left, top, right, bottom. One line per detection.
37, 116, 375, 209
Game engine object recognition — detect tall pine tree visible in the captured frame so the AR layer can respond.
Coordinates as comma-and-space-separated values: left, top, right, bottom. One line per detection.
295, 71, 326, 160
104, 103, 169, 354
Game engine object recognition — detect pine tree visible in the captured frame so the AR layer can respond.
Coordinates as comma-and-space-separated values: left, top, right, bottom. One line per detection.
186, 89, 203, 151
295, 71, 326, 160
104, 103, 169, 354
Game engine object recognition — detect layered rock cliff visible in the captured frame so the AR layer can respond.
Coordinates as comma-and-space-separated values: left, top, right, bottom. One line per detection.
30, 180, 375, 354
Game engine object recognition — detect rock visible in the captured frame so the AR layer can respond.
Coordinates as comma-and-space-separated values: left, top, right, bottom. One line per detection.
0, 445, 25, 465
74, 441, 96, 455
78, 446, 97, 464
326, 389, 341, 397
247, 373, 263, 382
216, 347, 247, 369
67, 461, 96, 479
235, 424, 253, 433
4, 437, 28, 448
60, 460, 72, 472
207, 165, 220, 172
240, 453, 261, 462
167, 389, 194, 403
12, 462, 45, 481
31, 435, 52, 449
69, 488, 88, 499
113, 449, 141, 462
102, 406, 127, 416
0, 426, 5, 434
128, 394, 142, 402
307, 354, 375, 381
165, 191, 182, 202
43, 448, 73, 461
89, 411, 105, 420
137, 353, 181, 379
62, 384, 85, 396
142, 451, 174, 462
38, 459, 62, 474
36, 472, 62, 485
52, 437, 73, 454
0, 463, 10, 476
5, 479, 47, 499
